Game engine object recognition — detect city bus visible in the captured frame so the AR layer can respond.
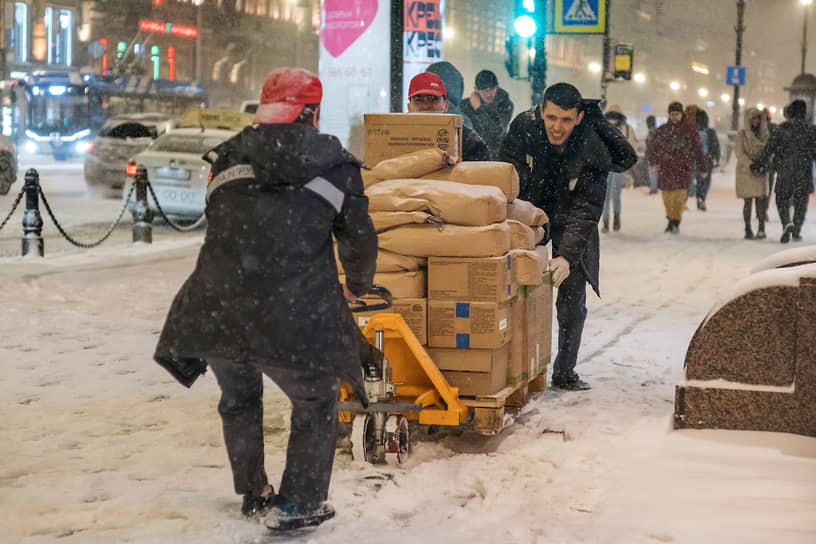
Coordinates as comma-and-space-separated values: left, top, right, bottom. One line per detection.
0, 71, 207, 160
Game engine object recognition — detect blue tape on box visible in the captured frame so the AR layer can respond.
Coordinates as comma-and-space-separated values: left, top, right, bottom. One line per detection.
456, 333, 470, 349
455, 302, 470, 318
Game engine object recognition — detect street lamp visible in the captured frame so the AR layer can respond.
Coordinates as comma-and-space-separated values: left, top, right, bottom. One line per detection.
802, 0, 813, 74
634, 73, 645, 83
588, 62, 601, 73
670, 81, 680, 91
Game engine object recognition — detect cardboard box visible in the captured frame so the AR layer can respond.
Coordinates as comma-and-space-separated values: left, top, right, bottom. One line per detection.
355, 298, 427, 345
436, 345, 510, 396
364, 113, 464, 166
508, 294, 526, 385
340, 270, 426, 299
428, 255, 516, 303
522, 275, 553, 379
428, 301, 511, 349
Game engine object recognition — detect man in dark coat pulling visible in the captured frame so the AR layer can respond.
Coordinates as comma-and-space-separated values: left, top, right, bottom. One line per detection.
153, 67, 378, 530
500, 83, 637, 391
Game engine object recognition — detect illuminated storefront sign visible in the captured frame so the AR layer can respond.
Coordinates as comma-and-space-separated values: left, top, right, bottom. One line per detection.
139, 20, 198, 38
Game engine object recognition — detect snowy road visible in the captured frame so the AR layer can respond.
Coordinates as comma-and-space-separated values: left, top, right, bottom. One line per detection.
0, 166, 815, 543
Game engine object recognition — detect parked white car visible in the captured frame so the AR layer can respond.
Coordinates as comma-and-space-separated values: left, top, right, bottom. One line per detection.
123, 128, 238, 219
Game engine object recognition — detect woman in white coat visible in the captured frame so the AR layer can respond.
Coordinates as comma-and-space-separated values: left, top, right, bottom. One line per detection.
735, 108, 769, 239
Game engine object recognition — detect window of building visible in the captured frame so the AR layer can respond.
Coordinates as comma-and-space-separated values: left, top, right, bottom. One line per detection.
57, 9, 73, 66
14, 2, 29, 63
44, 7, 73, 66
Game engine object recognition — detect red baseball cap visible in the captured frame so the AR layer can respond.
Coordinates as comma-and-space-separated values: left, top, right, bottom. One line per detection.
253, 67, 323, 124
408, 72, 447, 99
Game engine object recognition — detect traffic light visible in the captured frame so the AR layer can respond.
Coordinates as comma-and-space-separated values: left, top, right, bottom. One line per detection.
514, 0, 537, 38
151, 45, 160, 80
117, 41, 127, 59
505, 0, 541, 80
613, 43, 634, 81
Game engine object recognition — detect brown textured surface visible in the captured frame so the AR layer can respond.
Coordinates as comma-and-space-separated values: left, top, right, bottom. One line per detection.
684, 286, 797, 386
675, 276, 816, 438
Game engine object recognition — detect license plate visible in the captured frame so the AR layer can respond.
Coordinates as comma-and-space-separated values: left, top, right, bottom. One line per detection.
155, 188, 201, 205
156, 166, 191, 180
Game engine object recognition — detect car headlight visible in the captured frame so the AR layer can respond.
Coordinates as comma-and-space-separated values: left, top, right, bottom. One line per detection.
75, 141, 91, 154
24, 141, 38, 154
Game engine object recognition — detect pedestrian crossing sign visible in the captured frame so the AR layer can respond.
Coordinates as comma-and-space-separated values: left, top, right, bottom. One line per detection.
553, 0, 607, 34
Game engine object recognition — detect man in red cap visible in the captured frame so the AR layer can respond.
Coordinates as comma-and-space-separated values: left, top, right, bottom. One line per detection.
154, 67, 377, 531
407, 71, 490, 161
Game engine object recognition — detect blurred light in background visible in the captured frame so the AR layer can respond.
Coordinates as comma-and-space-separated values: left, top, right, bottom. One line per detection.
589, 62, 601, 73
634, 73, 645, 83
670, 81, 680, 90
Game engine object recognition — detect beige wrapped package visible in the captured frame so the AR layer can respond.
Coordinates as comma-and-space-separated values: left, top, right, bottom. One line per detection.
507, 220, 536, 250
361, 148, 452, 188
507, 199, 549, 226
511, 246, 549, 285
420, 161, 520, 201
366, 179, 507, 226
339, 270, 426, 298
335, 246, 426, 273
370, 210, 435, 232
378, 222, 512, 258
533, 226, 546, 244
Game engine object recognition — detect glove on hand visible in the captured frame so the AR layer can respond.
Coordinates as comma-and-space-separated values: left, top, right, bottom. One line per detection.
548, 256, 571, 288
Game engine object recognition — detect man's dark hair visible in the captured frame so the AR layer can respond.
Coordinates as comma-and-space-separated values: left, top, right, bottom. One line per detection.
475, 70, 499, 90
788, 99, 807, 120
543, 83, 582, 111
294, 103, 320, 125
668, 101, 684, 114
646, 115, 656, 129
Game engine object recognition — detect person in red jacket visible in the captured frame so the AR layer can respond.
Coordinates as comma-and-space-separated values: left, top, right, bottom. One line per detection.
647, 102, 707, 234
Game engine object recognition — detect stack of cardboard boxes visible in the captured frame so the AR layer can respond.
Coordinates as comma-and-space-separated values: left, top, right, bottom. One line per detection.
338, 113, 552, 397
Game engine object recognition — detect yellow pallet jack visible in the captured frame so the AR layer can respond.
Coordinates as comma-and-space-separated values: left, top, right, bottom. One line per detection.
339, 287, 470, 465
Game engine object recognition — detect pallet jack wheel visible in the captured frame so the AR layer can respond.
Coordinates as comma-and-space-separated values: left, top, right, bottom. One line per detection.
383, 415, 410, 465
351, 413, 410, 465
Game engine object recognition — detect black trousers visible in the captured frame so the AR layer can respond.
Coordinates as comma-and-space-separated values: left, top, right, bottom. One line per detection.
208, 357, 339, 509
776, 185, 810, 233
552, 264, 588, 382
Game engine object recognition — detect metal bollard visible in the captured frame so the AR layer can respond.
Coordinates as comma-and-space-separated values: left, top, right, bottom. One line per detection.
131, 165, 153, 244
21, 169, 44, 257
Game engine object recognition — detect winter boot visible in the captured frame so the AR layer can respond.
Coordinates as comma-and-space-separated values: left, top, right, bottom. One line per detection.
744, 223, 755, 240
781, 223, 794, 244
613, 214, 621, 232
793, 226, 803, 242
670, 220, 680, 234
601, 219, 609, 233
265, 498, 336, 532
756, 221, 766, 240
697, 197, 707, 212
664, 220, 673, 233
242, 485, 275, 518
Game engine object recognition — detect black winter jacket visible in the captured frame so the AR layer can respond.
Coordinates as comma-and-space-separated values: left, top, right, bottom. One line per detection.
461, 88, 514, 160
500, 100, 637, 295
755, 119, 816, 196
462, 126, 491, 161
154, 124, 378, 392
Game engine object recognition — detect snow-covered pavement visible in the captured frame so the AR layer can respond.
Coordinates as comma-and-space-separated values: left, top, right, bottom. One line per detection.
1, 166, 815, 543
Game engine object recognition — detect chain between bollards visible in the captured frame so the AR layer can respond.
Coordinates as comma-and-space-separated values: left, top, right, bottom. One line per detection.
130, 164, 153, 244
21, 169, 43, 257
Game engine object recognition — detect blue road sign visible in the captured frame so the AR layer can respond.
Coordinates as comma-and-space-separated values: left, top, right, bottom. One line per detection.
726, 65, 746, 86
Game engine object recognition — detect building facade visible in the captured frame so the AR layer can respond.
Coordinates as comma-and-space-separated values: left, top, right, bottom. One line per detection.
1, 0, 84, 77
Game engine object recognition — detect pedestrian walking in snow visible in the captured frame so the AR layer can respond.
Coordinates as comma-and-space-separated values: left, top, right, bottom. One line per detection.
600, 104, 638, 233
153, 68, 378, 531
694, 110, 720, 211
735, 108, 770, 240
460, 69, 514, 160
645, 115, 659, 195
753, 99, 816, 243
647, 102, 707, 234
407, 71, 490, 161
500, 83, 637, 391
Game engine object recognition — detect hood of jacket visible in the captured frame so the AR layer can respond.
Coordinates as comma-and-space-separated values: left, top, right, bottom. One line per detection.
743, 107, 769, 141
605, 104, 626, 122
427, 61, 464, 106
222, 123, 359, 186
